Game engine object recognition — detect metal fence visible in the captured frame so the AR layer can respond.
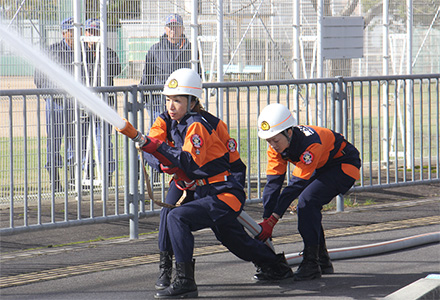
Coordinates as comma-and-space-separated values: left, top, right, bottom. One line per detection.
1, 0, 439, 89
1, 73, 439, 237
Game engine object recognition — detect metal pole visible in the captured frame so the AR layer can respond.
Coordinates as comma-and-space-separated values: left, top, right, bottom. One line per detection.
191, 0, 199, 71
383, 0, 389, 77
100, 0, 109, 210
335, 76, 344, 212
382, 0, 390, 171
129, 86, 139, 239
217, 0, 224, 119
73, 0, 83, 199
292, 0, 300, 80
406, 0, 414, 168
317, 0, 324, 126
292, 0, 300, 115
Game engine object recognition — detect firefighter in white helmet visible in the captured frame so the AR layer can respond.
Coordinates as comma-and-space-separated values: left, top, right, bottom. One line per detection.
256, 103, 361, 281
139, 69, 293, 298
145, 68, 246, 291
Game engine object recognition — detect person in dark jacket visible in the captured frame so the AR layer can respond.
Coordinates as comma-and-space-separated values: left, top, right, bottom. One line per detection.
140, 13, 195, 120
256, 103, 361, 281
34, 17, 83, 192
81, 18, 121, 185
83, 18, 121, 87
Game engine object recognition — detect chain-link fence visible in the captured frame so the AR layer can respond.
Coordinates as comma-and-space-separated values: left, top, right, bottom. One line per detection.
1, 0, 439, 90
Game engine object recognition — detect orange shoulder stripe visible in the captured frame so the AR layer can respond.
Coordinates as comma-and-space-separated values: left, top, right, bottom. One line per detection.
182, 122, 227, 166
149, 118, 168, 141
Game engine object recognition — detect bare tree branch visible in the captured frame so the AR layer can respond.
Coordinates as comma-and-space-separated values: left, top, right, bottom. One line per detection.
363, 2, 383, 28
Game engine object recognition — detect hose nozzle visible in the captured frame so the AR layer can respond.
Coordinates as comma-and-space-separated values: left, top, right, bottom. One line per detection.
116, 118, 148, 147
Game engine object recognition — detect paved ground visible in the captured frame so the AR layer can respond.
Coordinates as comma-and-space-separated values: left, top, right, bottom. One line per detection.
0, 182, 439, 299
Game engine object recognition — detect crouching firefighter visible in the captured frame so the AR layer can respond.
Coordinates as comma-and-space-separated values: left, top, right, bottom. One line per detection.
255, 103, 361, 281
118, 69, 293, 298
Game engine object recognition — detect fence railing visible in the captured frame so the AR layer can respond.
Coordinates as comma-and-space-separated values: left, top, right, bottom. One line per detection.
1, 74, 439, 236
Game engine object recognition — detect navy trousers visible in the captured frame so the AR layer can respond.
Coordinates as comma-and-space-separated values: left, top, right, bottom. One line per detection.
166, 190, 278, 265
296, 164, 356, 247
45, 98, 76, 170
158, 182, 185, 252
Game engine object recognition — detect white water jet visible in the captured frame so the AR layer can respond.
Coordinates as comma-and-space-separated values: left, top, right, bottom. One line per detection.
0, 24, 126, 130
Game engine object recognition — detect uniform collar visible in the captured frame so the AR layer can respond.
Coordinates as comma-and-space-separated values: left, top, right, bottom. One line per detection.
281, 127, 302, 161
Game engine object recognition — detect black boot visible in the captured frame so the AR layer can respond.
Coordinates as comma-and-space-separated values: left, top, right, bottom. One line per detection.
155, 251, 173, 290
154, 260, 198, 298
48, 168, 62, 192
253, 253, 294, 281
319, 241, 334, 274
294, 245, 322, 281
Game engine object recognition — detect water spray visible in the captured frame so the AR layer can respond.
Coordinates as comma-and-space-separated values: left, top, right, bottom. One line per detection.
1, 24, 127, 131
1, 24, 270, 246
0, 24, 151, 149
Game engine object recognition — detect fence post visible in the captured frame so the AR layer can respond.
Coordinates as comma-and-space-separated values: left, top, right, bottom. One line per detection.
335, 76, 345, 212
128, 85, 139, 239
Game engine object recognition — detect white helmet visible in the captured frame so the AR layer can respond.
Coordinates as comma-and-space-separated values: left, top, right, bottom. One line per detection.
257, 103, 297, 139
163, 68, 203, 99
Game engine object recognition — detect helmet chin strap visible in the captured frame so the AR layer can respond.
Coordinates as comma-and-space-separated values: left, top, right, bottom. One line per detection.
281, 128, 293, 143
187, 96, 199, 115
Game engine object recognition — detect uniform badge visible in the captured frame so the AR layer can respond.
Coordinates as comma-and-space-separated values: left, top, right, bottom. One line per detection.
227, 138, 237, 153
190, 134, 203, 154
301, 151, 313, 165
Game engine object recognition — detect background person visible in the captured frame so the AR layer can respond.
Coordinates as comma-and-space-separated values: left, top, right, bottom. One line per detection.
139, 13, 199, 187
82, 18, 121, 185
256, 103, 361, 281
140, 13, 196, 120
34, 16, 84, 191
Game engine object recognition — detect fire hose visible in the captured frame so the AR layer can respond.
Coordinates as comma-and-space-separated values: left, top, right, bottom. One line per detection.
286, 231, 440, 266
117, 119, 275, 251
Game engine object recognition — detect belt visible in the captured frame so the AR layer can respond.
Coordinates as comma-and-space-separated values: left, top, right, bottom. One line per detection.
196, 170, 230, 186
333, 141, 347, 159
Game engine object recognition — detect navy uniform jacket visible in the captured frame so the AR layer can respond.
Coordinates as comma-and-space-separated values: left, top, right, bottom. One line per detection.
262, 125, 361, 218
145, 110, 246, 187
154, 113, 244, 212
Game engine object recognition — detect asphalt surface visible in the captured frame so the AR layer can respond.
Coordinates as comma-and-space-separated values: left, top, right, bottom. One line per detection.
1, 184, 439, 300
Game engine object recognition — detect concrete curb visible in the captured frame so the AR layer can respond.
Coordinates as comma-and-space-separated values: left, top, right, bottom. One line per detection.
384, 275, 440, 300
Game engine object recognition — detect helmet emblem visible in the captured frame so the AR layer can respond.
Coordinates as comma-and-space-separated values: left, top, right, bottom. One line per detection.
168, 79, 178, 89
260, 121, 270, 131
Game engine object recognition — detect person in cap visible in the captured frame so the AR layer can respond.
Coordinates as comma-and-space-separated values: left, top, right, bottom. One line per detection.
139, 13, 200, 191
34, 16, 86, 192
81, 18, 122, 186
83, 18, 121, 87
256, 103, 361, 281
140, 13, 199, 120
139, 69, 293, 298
